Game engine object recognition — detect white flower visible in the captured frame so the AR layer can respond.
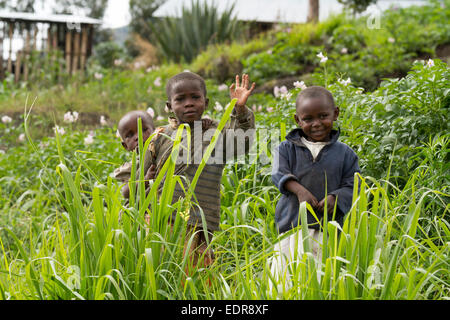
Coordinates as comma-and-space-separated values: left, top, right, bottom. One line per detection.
218, 84, 228, 91
426, 59, 434, 68
153, 77, 162, 87
267, 107, 274, 113
63, 111, 78, 123
356, 88, 364, 94
18, 133, 26, 142
84, 134, 94, 145
183, 69, 191, 72
203, 115, 211, 120
147, 107, 155, 118
214, 102, 223, 112
338, 77, 352, 86
54, 125, 65, 135
114, 59, 122, 66
266, 49, 273, 55
341, 47, 348, 54
1, 115, 12, 123
252, 104, 257, 112
284, 92, 292, 100
94, 72, 103, 80
273, 85, 288, 98
388, 37, 395, 43
317, 51, 328, 63
156, 115, 164, 121
293, 81, 307, 90
258, 105, 263, 112
100, 115, 107, 126
0, 149, 5, 154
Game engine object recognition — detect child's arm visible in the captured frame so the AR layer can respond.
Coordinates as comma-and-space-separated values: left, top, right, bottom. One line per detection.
319, 149, 360, 217
272, 142, 318, 208
285, 180, 319, 209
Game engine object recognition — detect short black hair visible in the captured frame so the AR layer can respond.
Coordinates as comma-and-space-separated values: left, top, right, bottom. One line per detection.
165, 71, 207, 99
118, 110, 155, 134
296, 86, 336, 109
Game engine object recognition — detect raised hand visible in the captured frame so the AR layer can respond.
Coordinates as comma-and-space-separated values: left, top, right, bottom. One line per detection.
229, 74, 256, 113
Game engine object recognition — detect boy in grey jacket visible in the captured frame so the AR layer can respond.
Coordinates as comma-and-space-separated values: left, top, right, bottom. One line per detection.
270, 86, 360, 292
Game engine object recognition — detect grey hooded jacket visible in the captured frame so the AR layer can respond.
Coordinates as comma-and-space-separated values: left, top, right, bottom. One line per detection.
272, 128, 360, 233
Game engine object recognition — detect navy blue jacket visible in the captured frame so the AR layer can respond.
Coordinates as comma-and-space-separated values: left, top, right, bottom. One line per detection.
272, 128, 360, 233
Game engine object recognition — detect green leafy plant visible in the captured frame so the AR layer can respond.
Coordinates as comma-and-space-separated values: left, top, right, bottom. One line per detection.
150, 0, 238, 63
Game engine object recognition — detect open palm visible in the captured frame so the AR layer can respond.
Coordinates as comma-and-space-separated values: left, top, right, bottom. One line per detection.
229, 74, 256, 112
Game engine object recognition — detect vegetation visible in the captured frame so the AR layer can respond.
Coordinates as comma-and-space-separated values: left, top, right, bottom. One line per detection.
150, 0, 238, 63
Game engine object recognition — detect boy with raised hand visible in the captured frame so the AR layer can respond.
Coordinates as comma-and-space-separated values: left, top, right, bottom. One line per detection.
144, 71, 256, 270
271, 86, 360, 290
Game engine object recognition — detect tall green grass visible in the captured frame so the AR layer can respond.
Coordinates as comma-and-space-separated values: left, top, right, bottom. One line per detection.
0, 97, 448, 300
0, 115, 450, 299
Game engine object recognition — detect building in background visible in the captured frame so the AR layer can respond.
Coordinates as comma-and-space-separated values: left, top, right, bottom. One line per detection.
0, 12, 101, 81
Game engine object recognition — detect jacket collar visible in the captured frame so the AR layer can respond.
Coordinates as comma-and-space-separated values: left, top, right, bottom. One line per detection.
286, 127, 340, 147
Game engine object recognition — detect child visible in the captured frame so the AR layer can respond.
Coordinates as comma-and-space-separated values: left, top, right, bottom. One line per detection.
270, 86, 360, 290
113, 110, 157, 199
142, 71, 256, 270
114, 110, 214, 199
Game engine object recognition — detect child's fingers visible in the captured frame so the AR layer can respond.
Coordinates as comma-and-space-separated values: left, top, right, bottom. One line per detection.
249, 82, 256, 93
235, 74, 240, 88
230, 83, 235, 91
242, 74, 247, 88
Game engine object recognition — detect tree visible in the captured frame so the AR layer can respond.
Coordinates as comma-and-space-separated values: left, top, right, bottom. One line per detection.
307, 0, 319, 23
52, 0, 108, 19
1, 0, 37, 12
129, 0, 166, 42
337, 0, 378, 14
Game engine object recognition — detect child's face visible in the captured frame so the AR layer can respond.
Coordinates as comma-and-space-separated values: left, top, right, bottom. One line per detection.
294, 97, 339, 142
166, 80, 209, 125
118, 113, 154, 152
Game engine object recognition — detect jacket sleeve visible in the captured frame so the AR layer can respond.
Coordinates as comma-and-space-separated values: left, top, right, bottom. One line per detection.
271, 142, 301, 195
329, 148, 360, 215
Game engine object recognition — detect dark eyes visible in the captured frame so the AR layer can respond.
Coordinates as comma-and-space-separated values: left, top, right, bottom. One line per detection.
302, 114, 329, 121
174, 95, 201, 101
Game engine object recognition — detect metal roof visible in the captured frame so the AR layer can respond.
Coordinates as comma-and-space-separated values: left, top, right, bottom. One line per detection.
0, 11, 102, 25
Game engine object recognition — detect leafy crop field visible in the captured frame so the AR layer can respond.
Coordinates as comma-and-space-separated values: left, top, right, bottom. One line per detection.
0, 1, 449, 300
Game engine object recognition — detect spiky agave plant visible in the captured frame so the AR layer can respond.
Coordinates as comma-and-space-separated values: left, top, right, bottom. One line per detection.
150, 0, 238, 63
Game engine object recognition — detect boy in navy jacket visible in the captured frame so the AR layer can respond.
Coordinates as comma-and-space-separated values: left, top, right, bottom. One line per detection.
270, 86, 359, 291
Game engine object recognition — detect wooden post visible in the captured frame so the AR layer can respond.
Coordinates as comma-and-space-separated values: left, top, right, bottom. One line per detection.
80, 25, 88, 71
46, 25, 52, 53
7, 22, 13, 73
0, 23, 4, 79
33, 24, 38, 51
72, 30, 80, 72
15, 50, 21, 82
23, 29, 31, 81
87, 25, 93, 58
65, 29, 72, 74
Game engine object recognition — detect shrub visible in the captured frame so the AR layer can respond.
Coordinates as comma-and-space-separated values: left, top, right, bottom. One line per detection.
151, 0, 238, 63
